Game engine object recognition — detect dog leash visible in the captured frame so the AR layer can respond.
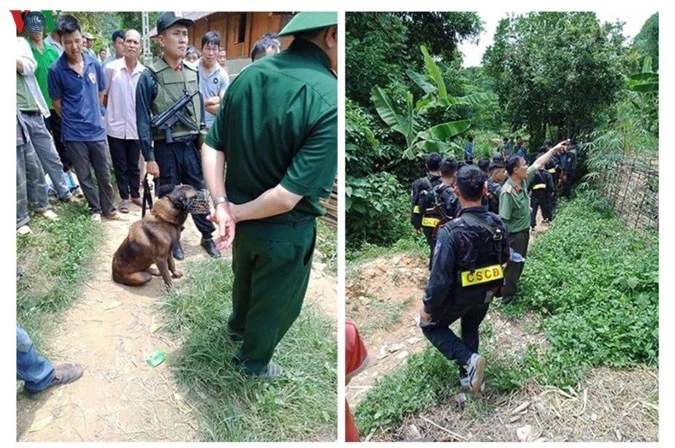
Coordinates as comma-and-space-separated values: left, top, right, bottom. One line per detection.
142, 173, 154, 217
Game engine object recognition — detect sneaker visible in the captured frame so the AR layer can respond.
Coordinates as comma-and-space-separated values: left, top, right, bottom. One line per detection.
464, 353, 486, 393
91, 213, 102, 222
119, 199, 130, 214
37, 209, 60, 221
17, 225, 33, 235
459, 374, 470, 389
130, 197, 143, 207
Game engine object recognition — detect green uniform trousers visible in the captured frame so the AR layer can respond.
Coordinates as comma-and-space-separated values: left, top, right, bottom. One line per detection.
229, 219, 317, 374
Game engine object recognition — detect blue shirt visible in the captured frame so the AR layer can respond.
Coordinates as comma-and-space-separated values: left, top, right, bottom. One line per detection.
48, 53, 106, 142
464, 141, 474, 160
198, 61, 229, 130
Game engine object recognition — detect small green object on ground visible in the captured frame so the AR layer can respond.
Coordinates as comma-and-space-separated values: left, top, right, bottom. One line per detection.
147, 350, 166, 368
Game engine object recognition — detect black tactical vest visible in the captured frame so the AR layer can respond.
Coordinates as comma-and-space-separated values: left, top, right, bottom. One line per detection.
448, 211, 505, 305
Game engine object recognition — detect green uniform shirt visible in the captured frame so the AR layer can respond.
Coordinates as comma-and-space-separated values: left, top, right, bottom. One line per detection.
499, 165, 537, 233
28, 40, 59, 109
206, 38, 337, 224
16, 75, 39, 111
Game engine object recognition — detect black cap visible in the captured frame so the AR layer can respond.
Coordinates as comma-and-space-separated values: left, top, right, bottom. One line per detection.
157, 12, 194, 34
489, 160, 505, 170
24, 11, 45, 33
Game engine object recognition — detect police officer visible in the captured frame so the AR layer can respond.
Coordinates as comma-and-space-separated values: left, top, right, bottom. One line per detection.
136, 12, 220, 259
528, 147, 555, 231
484, 160, 505, 214
411, 153, 442, 269
499, 141, 566, 304
201, 12, 337, 378
420, 157, 460, 267
419, 166, 511, 393
411, 153, 442, 231
560, 138, 578, 198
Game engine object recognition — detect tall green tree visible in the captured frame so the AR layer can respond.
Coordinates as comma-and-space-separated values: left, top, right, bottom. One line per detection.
633, 12, 658, 71
483, 12, 632, 145
346, 12, 482, 107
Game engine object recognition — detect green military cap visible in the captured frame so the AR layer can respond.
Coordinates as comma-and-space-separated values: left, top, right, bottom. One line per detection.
157, 12, 194, 34
278, 12, 337, 36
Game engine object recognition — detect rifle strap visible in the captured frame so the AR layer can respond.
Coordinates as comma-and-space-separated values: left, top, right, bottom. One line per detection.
148, 64, 199, 125
142, 173, 154, 218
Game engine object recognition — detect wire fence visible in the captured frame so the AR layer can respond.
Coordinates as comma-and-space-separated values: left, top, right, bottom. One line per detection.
597, 155, 658, 231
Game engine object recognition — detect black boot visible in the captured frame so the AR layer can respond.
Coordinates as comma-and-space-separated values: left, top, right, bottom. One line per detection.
172, 241, 185, 261
201, 238, 221, 258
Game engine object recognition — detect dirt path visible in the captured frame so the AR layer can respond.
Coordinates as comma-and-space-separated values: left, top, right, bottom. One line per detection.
16, 204, 337, 442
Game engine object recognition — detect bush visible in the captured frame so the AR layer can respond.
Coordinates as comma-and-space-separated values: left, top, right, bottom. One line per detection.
346, 172, 411, 250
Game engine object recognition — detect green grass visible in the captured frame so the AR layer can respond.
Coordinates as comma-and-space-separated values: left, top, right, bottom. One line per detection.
316, 219, 337, 276
355, 193, 658, 435
347, 234, 427, 264
16, 201, 101, 347
161, 258, 337, 442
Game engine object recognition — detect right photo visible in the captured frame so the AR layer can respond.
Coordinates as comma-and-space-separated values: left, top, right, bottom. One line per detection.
345, 11, 658, 442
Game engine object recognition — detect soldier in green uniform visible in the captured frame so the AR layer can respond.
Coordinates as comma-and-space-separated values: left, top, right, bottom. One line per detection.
201, 12, 337, 378
499, 140, 567, 304
136, 12, 220, 259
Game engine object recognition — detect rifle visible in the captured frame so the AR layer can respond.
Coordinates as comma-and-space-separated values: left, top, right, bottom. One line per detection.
150, 89, 200, 143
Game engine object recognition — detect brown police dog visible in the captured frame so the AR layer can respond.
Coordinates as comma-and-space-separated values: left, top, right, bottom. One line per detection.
112, 185, 197, 287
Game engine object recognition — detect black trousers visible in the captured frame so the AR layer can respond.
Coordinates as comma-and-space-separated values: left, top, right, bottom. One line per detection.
423, 227, 435, 270
108, 136, 141, 200
530, 193, 553, 227
65, 141, 116, 215
45, 110, 70, 170
502, 229, 530, 300
154, 137, 215, 239
421, 302, 490, 371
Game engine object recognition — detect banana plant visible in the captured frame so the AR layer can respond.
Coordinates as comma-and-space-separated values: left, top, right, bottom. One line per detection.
371, 45, 495, 159
627, 57, 658, 93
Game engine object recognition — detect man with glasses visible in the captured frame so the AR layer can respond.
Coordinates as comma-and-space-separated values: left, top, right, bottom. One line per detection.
499, 140, 567, 304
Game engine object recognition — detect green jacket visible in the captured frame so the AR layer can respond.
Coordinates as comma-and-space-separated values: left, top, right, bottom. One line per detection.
206, 38, 337, 224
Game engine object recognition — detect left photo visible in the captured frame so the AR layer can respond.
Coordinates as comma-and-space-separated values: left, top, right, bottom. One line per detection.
15, 10, 337, 442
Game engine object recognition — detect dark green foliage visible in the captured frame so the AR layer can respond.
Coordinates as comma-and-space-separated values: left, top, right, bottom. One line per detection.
346, 173, 411, 250
483, 12, 633, 146
632, 13, 659, 70
346, 12, 482, 106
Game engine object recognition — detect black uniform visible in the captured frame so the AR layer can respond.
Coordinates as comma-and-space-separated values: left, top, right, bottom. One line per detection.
529, 168, 554, 228
420, 183, 460, 269
411, 174, 442, 268
560, 146, 577, 198
420, 206, 510, 378
484, 178, 502, 214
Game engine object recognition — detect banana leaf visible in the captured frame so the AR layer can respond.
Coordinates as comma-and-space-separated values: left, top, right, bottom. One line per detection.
421, 45, 447, 99
418, 120, 472, 141
406, 69, 436, 94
